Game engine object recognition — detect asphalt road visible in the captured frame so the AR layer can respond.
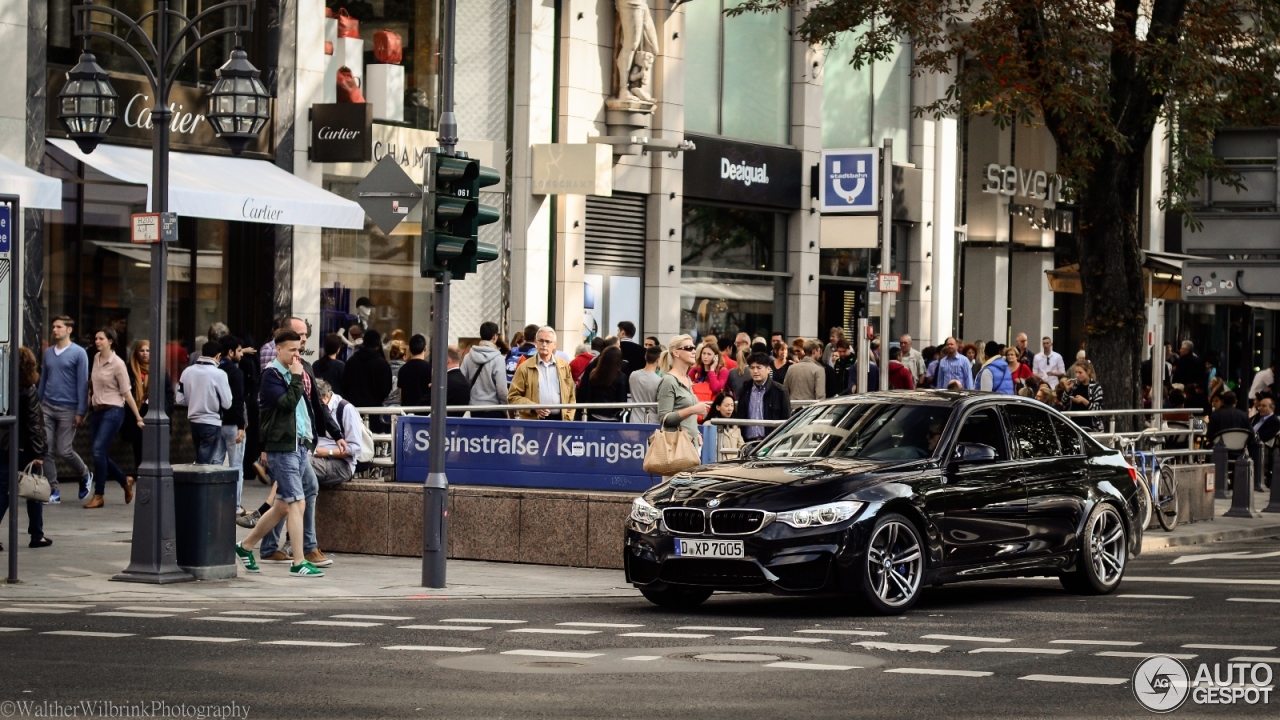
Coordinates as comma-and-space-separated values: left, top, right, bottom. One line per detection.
1, 537, 1278, 720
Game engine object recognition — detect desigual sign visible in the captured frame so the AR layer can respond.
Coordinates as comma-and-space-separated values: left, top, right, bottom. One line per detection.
720, 158, 770, 187
684, 134, 802, 209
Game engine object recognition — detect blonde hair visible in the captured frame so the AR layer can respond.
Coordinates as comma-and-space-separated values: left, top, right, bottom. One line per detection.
1075, 358, 1097, 382
659, 334, 694, 374
388, 339, 409, 361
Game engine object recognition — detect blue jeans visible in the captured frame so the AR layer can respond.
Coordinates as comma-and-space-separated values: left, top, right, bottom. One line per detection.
191, 423, 222, 464
214, 425, 246, 508
89, 407, 128, 495
0, 455, 44, 539
260, 445, 318, 556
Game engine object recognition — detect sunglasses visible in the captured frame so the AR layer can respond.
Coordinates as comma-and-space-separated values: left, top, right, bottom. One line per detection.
679, 345, 697, 352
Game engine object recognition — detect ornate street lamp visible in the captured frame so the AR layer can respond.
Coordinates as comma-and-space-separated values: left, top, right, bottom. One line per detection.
57, 0, 269, 584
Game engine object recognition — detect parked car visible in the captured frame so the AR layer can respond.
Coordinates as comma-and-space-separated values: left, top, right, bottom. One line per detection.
625, 390, 1143, 615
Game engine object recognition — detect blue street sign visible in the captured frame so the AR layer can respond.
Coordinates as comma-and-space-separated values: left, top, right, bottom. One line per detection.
0, 205, 10, 253
819, 148, 878, 213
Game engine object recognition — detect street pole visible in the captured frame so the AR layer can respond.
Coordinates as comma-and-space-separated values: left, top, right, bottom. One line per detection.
4, 195, 21, 583
879, 139, 893, 362
423, 0, 458, 588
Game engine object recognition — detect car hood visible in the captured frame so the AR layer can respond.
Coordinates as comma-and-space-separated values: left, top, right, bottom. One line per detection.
644, 457, 920, 510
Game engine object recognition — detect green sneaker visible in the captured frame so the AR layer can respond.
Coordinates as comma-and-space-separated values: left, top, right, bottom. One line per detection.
289, 561, 325, 578
234, 543, 259, 573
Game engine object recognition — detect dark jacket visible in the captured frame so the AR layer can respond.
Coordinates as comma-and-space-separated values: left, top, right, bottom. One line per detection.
1255, 413, 1280, 446
1, 385, 48, 460
302, 360, 341, 442
1208, 406, 1252, 443
732, 379, 792, 422
219, 358, 246, 429
125, 365, 174, 417
342, 347, 393, 410
618, 339, 645, 379
312, 356, 346, 396
258, 364, 314, 452
446, 367, 471, 417
577, 366, 629, 421
398, 358, 432, 407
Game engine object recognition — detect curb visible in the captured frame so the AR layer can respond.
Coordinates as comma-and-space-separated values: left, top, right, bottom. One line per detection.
1140, 521, 1280, 553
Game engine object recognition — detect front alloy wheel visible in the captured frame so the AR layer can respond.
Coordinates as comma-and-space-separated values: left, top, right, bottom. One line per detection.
1061, 502, 1127, 595
856, 513, 924, 615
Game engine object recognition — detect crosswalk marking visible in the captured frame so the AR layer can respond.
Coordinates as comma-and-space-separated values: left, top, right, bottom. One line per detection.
557, 622, 645, 628
0, 627, 29, 632
332, 614, 414, 621
766, 662, 860, 671
922, 635, 1012, 643
969, 648, 1072, 655
731, 636, 831, 644
196, 617, 278, 623
398, 625, 489, 631
1126, 576, 1280, 586
262, 640, 362, 647
383, 646, 483, 652
677, 626, 762, 632
1183, 643, 1277, 652
619, 632, 713, 639
855, 641, 947, 653
90, 612, 175, 619
795, 630, 887, 636
1050, 639, 1142, 646
219, 611, 303, 617
508, 628, 601, 635
501, 649, 603, 659
151, 636, 246, 643
440, 618, 526, 624
885, 668, 993, 677
17, 604, 94, 609
1095, 651, 1198, 659
42, 631, 134, 638
1227, 598, 1280, 604
623, 656, 663, 661
117, 607, 202, 613
1230, 656, 1280, 663
1020, 674, 1127, 685
1118, 594, 1193, 600
294, 620, 383, 628
0, 608, 76, 614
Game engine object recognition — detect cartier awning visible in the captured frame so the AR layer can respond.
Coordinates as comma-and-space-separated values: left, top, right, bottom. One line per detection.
49, 138, 364, 229
0, 153, 62, 209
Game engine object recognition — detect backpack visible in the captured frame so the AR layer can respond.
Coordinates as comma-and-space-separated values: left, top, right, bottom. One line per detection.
336, 398, 375, 463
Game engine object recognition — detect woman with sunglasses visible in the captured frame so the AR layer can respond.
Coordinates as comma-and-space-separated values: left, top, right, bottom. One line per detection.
657, 335, 711, 454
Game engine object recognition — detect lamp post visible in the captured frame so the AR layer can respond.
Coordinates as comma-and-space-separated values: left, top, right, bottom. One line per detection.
57, 0, 270, 583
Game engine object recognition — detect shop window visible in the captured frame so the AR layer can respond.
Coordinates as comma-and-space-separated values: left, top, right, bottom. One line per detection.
822, 29, 910, 151
326, 0, 440, 130
683, 0, 790, 145
681, 203, 787, 340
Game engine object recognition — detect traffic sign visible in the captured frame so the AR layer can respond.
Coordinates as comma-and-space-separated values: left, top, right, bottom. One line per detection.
877, 273, 901, 293
0, 204, 9, 253
355, 155, 424, 234
131, 212, 178, 244
819, 148, 878, 213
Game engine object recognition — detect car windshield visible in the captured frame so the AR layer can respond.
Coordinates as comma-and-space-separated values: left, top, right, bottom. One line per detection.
754, 402, 954, 460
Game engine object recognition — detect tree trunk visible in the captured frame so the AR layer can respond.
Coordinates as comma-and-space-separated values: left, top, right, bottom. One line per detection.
1075, 151, 1147, 428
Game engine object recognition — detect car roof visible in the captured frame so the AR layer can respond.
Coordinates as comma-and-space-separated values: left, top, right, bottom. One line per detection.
817, 389, 1003, 407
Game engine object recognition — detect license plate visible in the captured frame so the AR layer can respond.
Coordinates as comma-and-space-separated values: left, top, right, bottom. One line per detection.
673, 538, 745, 558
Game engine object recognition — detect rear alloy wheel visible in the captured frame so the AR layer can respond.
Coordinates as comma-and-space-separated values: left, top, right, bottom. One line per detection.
856, 513, 924, 615
1061, 502, 1127, 595
640, 586, 713, 610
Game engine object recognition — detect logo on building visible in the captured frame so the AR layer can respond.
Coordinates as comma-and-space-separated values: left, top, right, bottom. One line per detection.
721, 158, 769, 187
819, 149, 878, 213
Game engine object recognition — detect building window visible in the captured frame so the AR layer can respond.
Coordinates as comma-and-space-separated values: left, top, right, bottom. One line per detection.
325, 0, 440, 130
822, 29, 911, 151
681, 203, 788, 340
684, 0, 791, 145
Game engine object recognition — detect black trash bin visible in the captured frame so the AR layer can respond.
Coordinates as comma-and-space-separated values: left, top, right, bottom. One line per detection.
172, 464, 238, 580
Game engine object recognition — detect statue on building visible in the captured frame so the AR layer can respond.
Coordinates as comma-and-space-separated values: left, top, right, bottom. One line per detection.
609, 0, 658, 111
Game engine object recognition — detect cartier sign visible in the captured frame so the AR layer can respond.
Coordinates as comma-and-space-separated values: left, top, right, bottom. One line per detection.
310, 103, 373, 163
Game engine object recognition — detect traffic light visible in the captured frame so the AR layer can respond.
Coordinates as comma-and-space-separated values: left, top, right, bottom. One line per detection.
420, 152, 503, 280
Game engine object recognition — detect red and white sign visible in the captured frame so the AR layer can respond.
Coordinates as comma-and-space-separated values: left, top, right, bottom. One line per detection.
877, 273, 902, 293
131, 213, 160, 244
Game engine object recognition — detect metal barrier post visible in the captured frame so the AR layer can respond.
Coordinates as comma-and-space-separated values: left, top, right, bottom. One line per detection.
1265, 449, 1280, 514
1225, 453, 1261, 518
1212, 441, 1229, 500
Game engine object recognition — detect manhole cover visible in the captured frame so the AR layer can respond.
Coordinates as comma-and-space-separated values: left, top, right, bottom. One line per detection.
521, 662, 584, 668
693, 653, 781, 663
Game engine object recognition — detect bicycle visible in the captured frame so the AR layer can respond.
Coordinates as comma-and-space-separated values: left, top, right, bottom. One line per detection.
1117, 430, 1179, 532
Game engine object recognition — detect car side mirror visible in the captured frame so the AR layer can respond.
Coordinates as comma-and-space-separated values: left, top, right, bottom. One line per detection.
739, 440, 761, 458
952, 442, 998, 465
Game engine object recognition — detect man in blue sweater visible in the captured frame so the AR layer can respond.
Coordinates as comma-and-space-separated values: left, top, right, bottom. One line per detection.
38, 316, 91, 503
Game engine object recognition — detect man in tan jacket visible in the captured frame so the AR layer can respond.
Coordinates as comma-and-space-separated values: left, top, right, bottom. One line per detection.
508, 326, 577, 420
783, 340, 827, 402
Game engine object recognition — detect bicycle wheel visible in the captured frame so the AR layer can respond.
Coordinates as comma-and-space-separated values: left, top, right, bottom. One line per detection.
1133, 473, 1152, 531
1155, 464, 1179, 531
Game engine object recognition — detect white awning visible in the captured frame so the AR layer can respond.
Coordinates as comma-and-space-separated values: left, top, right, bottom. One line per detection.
0, 153, 62, 209
48, 138, 364, 229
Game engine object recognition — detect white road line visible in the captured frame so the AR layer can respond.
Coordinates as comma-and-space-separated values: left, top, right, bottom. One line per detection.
676, 626, 762, 632
795, 630, 887, 636
1050, 640, 1143, 646
1183, 644, 1277, 652
921, 634, 1012, 643
331, 614, 414, 621
731, 636, 831, 644
90, 612, 175, 619
557, 622, 645, 628
382, 646, 483, 652
440, 618, 526, 624
294, 620, 383, 628
262, 640, 362, 647
623, 656, 663, 661
1228, 598, 1280, 604
619, 632, 713, 639
0, 608, 76, 614
501, 649, 603, 659
151, 636, 246, 643
1230, 657, 1280, 663
885, 668, 993, 677
1126, 576, 1280, 586
219, 611, 303, 617
508, 628, 602, 635
0, 628, 29, 632
196, 617, 278, 623
854, 641, 947, 653
1117, 594, 1193, 600
16, 603, 94, 609
1095, 651, 1198, 660
398, 625, 490, 631
969, 647, 1072, 655
41, 631, 134, 638
116, 607, 202, 613
1020, 674, 1127, 685
766, 662, 860, 671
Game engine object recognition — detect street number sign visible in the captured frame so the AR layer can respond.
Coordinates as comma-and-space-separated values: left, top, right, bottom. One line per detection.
877, 273, 901, 293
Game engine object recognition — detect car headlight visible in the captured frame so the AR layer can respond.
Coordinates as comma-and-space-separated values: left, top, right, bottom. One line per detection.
775, 501, 863, 529
630, 497, 661, 526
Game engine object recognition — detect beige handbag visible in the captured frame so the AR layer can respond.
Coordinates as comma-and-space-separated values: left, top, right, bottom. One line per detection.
643, 427, 701, 476
18, 461, 51, 502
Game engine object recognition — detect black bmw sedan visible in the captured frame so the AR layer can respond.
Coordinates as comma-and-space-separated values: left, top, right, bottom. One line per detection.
625, 391, 1143, 615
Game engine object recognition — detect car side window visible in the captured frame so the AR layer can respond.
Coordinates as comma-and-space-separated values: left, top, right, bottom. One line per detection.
954, 407, 1011, 461
1051, 415, 1084, 455
1005, 405, 1062, 459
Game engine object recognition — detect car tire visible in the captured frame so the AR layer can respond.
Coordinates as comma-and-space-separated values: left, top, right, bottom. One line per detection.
1060, 502, 1127, 595
640, 586, 714, 609
854, 512, 925, 615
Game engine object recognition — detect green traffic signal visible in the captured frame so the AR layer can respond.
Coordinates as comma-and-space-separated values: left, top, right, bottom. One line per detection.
421, 152, 504, 279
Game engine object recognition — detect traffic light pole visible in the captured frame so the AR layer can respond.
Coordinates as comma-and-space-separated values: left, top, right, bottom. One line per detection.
423, 0, 458, 588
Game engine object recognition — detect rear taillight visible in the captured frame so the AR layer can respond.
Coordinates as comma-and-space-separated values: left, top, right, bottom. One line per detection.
1127, 466, 1138, 483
